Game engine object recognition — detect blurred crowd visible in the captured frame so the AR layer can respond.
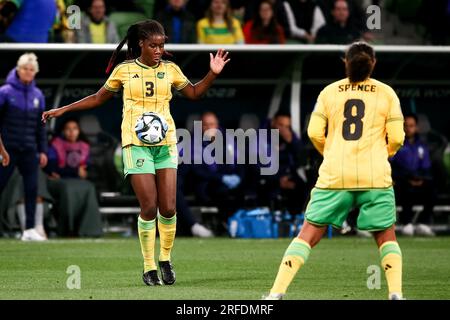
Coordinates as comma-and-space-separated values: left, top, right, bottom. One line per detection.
0, 0, 449, 45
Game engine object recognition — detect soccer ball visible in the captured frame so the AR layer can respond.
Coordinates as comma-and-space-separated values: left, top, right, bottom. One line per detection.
134, 112, 169, 145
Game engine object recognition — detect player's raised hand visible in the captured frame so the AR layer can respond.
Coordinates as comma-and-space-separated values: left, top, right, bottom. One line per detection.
42, 107, 65, 123
210, 49, 230, 75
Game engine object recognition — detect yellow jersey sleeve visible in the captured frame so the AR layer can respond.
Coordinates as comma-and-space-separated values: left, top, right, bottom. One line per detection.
386, 91, 405, 157
169, 63, 190, 91
308, 90, 328, 155
104, 64, 124, 92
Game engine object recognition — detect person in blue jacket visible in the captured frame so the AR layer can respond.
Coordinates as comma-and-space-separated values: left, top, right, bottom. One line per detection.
192, 111, 243, 199
0, 0, 56, 43
0, 52, 48, 241
253, 111, 308, 213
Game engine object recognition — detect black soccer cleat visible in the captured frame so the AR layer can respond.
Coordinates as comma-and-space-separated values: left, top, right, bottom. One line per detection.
142, 270, 162, 286
159, 261, 176, 285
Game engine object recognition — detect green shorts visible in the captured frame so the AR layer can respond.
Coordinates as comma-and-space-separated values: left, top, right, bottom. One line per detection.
305, 187, 396, 231
122, 144, 178, 176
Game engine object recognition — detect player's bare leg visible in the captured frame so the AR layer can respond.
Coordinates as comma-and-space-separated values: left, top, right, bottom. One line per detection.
373, 225, 404, 299
265, 221, 327, 299
298, 221, 327, 248
156, 168, 177, 284
131, 174, 158, 220
130, 174, 161, 286
373, 225, 397, 247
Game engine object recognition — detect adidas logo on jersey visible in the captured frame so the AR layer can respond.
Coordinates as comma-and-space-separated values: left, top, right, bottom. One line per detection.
133, 74, 139, 79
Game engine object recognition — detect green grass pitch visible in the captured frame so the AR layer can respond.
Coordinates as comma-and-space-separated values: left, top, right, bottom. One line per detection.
1, 237, 449, 300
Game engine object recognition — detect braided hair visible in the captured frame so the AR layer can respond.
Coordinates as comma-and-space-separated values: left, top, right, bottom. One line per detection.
106, 20, 168, 74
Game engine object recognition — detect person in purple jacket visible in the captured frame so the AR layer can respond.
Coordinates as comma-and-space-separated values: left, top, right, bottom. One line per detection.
391, 113, 435, 236
0, 52, 48, 241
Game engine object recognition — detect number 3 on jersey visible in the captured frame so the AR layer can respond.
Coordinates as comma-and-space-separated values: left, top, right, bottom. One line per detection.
342, 99, 365, 140
145, 81, 154, 97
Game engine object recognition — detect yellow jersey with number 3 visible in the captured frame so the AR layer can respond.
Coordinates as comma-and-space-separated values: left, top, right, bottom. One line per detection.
307, 78, 405, 189
104, 59, 190, 147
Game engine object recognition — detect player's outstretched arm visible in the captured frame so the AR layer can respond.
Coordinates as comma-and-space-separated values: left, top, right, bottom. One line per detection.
180, 49, 230, 100
386, 119, 405, 157
307, 114, 327, 155
42, 87, 115, 123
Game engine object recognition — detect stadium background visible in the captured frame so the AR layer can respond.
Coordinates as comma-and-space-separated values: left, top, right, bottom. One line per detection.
0, 0, 450, 301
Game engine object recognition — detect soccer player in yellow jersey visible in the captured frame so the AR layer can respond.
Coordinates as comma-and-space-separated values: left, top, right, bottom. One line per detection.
264, 42, 406, 300
42, 20, 230, 286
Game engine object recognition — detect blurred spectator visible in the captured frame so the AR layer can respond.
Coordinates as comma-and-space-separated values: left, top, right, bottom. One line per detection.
0, 0, 57, 43
256, 111, 308, 214
0, 53, 48, 241
391, 113, 435, 237
0, 0, 16, 34
52, 0, 75, 43
186, 0, 211, 21
315, 0, 362, 44
191, 112, 245, 227
243, 0, 286, 44
75, 0, 119, 44
74, 0, 141, 12
196, 0, 244, 44
318, 0, 366, 30
155, 0, 196, 43
282, 0, 326, 43
45, 118, 102, 237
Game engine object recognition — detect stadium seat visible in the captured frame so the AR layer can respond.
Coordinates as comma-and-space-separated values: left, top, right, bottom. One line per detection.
109, 12, 149, 39
384, 0, 423, 23
134, 0, 155, 19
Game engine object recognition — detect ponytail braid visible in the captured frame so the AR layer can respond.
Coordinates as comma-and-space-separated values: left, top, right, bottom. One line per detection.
105, 20, 169, 74
105, 24, 140, 74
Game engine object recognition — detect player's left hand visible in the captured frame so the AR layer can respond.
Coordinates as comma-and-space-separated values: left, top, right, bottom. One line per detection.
210, 49, 230, 75
39, 153, 48, 168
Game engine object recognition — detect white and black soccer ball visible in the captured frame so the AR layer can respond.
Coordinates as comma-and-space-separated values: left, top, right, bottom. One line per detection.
135, 112, 169, 145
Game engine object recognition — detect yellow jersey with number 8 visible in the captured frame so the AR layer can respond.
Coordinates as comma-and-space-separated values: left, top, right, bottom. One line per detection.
307, 78, 405, 189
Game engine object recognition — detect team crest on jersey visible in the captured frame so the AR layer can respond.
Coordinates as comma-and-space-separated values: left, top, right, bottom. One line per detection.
136, 159, 145, 167
157, 72, 165, 79
33, 98, 39, 108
